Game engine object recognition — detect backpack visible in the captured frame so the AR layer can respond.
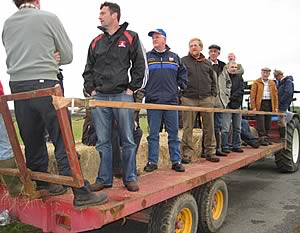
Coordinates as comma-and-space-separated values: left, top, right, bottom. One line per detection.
81, 110, 97, 146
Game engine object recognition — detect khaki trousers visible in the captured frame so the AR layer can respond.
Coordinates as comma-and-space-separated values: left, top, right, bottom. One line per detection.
181, 96, 216, 159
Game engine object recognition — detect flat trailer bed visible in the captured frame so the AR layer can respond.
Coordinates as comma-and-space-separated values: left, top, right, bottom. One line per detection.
0, 87, 299, 233
0, 144, 284, 233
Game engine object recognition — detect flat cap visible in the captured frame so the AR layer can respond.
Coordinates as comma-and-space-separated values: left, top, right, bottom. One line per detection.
261, 67, 271, 72
208, 44, 221, 51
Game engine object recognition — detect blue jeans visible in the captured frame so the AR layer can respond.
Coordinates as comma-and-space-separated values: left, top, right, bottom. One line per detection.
0, 114, 13, 160
214, 112, 223, 150
222, 112, 242, 149
92, 92, 136, 186
241, 119, 258, 145
147, 110, 181, 164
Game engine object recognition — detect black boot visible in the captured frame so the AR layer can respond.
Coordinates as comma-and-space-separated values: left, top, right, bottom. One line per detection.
72, 180, 108, 210
215, 132, 227, 156
279, 127, 286, 142
73, 192, 108, 210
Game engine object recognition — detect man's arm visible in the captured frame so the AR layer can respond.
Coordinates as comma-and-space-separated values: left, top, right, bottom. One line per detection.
210, 67, 217, 97
52, 15, 73, 65
176, 56, 187, 90
82, 43, 96, 95
128, 34, 146, 93
250, 82, 257, 110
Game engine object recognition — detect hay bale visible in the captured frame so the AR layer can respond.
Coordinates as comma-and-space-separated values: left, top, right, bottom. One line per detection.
48, 129, 203, 183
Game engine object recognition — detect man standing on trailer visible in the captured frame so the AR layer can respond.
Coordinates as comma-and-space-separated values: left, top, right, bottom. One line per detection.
250, 67, 278, 145
143, 29, 187, 173
2, 0, 108, 209
83, 2, 146, 192
273, 69, 294, 140
181, 38, 219, 163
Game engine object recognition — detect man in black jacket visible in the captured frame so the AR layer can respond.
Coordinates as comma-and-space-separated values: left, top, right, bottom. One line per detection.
221, 62, 244, 153
181, 38, 219, 163
82, 2, 146, 192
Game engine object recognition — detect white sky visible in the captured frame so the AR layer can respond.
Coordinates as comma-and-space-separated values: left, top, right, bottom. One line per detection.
1, 0, 300, 104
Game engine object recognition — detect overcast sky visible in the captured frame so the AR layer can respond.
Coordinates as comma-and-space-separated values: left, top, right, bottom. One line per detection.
1, 0, 299, 104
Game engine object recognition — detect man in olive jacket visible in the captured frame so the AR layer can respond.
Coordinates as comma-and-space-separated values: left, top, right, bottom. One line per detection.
181, 38, 219, 163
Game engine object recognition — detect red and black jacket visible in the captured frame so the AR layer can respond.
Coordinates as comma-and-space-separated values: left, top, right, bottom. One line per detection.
82, 22, 146, 94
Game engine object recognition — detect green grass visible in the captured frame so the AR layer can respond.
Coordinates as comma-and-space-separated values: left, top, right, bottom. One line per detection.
0, 223, 41, 233
12, 114, 149, 145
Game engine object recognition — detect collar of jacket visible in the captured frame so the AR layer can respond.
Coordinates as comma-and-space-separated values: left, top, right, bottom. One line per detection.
151, 45, 171, 55
257, 78, 273, 85
189, 53, 206, 62
97, 22, 129, 36
19, 3, 38, 10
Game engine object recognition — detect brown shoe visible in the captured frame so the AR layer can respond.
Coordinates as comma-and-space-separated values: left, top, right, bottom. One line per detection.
90, 183, 112, 192
125, 182, 139, 192
206, 155, 220, 162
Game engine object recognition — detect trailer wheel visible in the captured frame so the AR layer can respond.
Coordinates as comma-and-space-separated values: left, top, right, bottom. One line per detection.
192, 179, 228, 233
148, 193, 198, 233
275, 117, 300, 173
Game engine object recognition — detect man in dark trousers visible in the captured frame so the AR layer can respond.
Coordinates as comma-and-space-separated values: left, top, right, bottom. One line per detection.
2, 0, 108, 209
208, 44, 230, 157
83, 2, 146, 192
273, 69, 294, 140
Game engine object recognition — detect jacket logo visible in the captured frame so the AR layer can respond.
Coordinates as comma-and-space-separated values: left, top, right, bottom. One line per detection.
169, 57, 174, 62
148, 58, 156, 62
118, 40, 127, 48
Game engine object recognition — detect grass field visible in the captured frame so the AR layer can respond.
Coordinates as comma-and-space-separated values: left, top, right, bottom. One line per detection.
12, 114, 149, 144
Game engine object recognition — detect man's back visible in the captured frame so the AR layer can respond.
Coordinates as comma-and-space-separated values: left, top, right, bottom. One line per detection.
2, 8, 72, 81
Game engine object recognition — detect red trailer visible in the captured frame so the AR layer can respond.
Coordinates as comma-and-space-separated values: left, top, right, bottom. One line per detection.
0, 87, 299, 233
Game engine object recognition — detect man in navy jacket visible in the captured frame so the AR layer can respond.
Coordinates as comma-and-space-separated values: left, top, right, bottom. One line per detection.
144, 29, 187, 173
274, 70, 294, 139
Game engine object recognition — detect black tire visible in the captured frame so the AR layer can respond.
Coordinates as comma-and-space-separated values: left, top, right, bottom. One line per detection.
275, 117, 300, 172
148, 193, 198, 233
192, 179, 228, 233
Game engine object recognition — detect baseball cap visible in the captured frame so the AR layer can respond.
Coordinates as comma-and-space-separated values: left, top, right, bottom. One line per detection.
148, 29, 167, 37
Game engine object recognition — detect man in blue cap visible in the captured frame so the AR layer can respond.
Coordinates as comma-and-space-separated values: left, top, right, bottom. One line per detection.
144, 28, 187, 172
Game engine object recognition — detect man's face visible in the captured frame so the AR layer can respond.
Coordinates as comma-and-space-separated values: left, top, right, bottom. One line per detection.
152, 33, 166, 50
228, 53, 236, 62
261, 70, 271, 80
228, 64, 238, 74
189, 41, 202, 58
275, 74, 284, 81
99, 6, 115, 28
209, 49, 220, 62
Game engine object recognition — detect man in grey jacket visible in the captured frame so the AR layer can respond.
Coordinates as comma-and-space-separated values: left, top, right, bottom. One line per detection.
2, 0, 108, 209
208, 45, 231, 157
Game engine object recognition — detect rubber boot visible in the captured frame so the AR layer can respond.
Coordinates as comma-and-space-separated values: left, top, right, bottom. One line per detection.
215, 132, 227, 157
279, 127, 286, 142
0, 158, 23, 197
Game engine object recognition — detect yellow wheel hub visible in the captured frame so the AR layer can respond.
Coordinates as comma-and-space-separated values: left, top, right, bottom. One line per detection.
175, 208, 193, 233
212, 190, 224, 220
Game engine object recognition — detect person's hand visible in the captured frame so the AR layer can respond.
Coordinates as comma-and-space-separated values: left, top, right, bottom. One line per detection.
91, 90, 97, 96
134, 121, 138, 130
252, 108, 257, 111
54, 51, 61, 64
275, 108, 278, 112
126, 89, 133, 95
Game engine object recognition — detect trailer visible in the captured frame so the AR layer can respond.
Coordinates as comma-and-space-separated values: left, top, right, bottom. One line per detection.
0, 87, 299, 233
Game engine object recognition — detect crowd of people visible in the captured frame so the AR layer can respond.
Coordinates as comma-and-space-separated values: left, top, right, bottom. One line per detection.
0, 0, 295, 210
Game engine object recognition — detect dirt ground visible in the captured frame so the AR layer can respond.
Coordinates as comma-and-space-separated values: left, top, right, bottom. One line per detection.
48, 129, 203, 183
